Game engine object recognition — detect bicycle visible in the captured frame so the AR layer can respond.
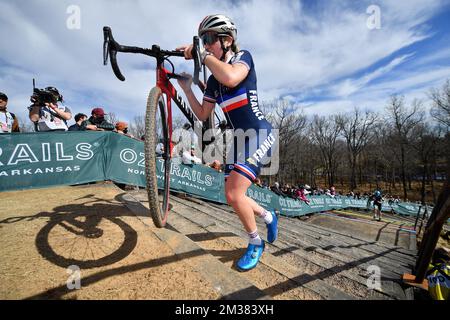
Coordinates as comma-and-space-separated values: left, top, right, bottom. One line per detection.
103, 26, 225, 228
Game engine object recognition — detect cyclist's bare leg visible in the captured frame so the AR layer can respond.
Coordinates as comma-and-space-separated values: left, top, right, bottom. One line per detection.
245, 195, 268, 217
225, 171, 257, 233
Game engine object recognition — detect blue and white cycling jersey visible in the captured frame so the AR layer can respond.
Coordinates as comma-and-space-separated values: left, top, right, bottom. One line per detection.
204, 50, 271, 132
203, 50, 276, 182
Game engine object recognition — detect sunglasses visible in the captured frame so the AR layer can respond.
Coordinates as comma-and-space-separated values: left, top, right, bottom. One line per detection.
201, 33, 219, 45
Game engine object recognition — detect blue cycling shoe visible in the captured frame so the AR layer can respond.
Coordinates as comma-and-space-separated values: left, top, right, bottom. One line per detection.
236, 241, 265, 271
266, 210, 278, 243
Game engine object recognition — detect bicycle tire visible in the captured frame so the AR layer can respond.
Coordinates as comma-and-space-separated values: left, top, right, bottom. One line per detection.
144, 87, 171, 228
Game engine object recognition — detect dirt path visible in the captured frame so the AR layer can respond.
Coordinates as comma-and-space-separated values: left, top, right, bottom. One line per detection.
0, 183, 220, 300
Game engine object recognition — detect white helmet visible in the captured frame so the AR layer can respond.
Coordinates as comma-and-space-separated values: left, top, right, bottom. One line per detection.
198, 14, 237, 40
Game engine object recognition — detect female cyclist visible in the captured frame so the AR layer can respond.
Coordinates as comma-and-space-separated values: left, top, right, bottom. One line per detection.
177, 14, 278, 271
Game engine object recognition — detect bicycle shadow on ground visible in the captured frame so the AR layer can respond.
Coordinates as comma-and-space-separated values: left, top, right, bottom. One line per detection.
25, 248, 208, 300
1, 193, 140, 269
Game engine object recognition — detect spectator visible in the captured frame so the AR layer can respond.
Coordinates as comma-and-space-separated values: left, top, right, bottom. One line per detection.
182, 144, 202, 164
388, 195, 394, 206
280, 184, 295, 198
155, 138, 165, 157
0, 92, 20, 133
28, 86, 72, 132
271, 182, 286, 197
316, 187, 324, 195
295, 186, 310, 205
85, 107, 114, 131
254, 177, 263, 188
285, 184, 295, 198
330, 186, 336, 197
114, 121, 134, 138
172, 122, 198, 157
68, 113, 87, 131
208, 160, 222, 172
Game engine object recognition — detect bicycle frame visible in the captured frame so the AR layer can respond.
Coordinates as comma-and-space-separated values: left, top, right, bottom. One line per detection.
103, 26, 226, 227
103, 26, 217, 154
155, 58, 203, 157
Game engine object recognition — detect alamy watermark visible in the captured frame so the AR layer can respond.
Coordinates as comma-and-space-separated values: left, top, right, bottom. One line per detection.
366, 265, 381, 290
171, 126, 280, 176
66, 5, 81, 30
367, 5, 381, 30
66, 265, 81, 290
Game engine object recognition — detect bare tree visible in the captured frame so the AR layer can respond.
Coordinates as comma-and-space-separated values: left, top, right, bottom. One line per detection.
411, 123, 441, 204
261, 99, 307, 183
370, 122, 398, 192
385, 95, 424, 200
298, 137, 322, 187
129, 114, 146, 140
106, 112, 119, 125
430, 79, 450, 128
172, 115, 189, 131
336, 107, 377, 190
310, 114, 342, 187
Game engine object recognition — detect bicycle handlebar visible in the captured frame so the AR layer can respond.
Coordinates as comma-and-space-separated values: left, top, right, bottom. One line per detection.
103, 26, 201, 83
192, 36, 201, 86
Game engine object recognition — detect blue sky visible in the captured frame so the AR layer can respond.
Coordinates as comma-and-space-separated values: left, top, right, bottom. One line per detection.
1, 0, 449, 127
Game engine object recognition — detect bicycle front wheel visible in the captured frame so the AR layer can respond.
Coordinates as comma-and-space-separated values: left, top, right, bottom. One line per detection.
144, 87, 171, 228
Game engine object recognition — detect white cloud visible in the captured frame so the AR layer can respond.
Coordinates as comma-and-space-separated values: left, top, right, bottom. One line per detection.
302, 66, 450, 117
0, 0, 448, 126
330, 53, 415, 98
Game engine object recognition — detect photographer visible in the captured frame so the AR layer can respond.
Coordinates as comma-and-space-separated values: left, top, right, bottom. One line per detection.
0, 92, 20, 133
28, 86, 72, 132
85, 107, 114, 131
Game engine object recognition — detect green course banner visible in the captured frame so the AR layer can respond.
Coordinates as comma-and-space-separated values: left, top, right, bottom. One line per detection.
105, 132, 225, 203
0, 132, 430, 218
0, 132, 107, 190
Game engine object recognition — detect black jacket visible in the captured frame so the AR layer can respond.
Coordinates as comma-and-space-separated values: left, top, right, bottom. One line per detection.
85, 116, 114, 131
68, 121, 87, 131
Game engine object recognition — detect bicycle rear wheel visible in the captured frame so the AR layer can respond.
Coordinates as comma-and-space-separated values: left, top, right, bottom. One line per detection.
144, 87, 171, 228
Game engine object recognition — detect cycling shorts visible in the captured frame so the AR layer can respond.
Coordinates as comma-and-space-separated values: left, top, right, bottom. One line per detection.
224, 128, 276, 182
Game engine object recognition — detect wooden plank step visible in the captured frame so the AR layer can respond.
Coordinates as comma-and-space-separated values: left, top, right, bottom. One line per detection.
277, 222, 415, 271
170, 196, 409, 279
120, 193, 271, 300
195, 197, 417, 258
183, 196, 416, 271
285, 216, 417, 262
168, 196, 399, 299
168, 205, 353, 300
169, 195, 408, 299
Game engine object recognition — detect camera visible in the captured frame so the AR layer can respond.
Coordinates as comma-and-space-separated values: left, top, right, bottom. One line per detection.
31, 88, 59, 105
30, 79, 63, 106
